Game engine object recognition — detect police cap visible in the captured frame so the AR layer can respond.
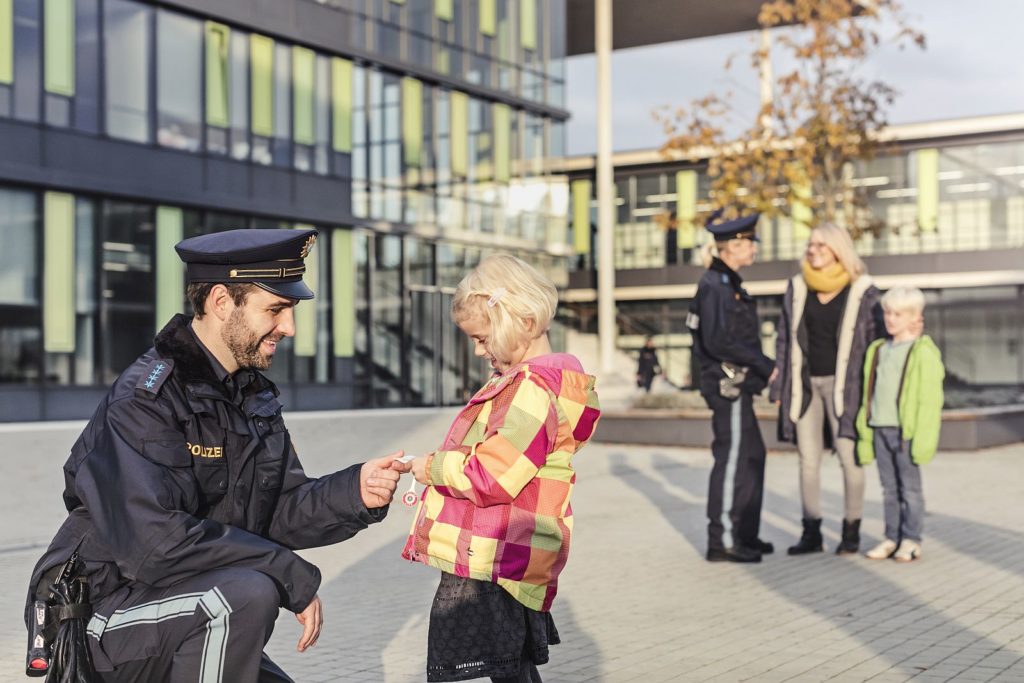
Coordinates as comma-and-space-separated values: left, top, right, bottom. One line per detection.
705, 211, 760, 242
175, 228, 318, 300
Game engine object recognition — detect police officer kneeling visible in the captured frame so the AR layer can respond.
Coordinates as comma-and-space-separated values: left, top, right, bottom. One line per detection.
689, 214, 777, 563
25, 229, 410, 682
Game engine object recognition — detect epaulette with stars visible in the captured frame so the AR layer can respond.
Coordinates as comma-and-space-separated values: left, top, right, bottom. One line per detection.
135, 359, 175, 399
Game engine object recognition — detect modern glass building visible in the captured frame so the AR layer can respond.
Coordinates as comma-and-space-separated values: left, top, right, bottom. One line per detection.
562, 114, 1024, 396
0, 0, 572, 419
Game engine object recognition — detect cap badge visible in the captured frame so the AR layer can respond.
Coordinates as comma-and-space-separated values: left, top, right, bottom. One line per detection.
300, 234, 317, 259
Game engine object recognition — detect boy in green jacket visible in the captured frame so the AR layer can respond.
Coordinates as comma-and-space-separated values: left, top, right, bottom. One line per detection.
855, 286, 944, 563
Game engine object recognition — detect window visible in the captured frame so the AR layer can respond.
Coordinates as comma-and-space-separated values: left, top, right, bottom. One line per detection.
104, 0, 151, 143
73, 0, 100, 133
157, 10, 201, 151
228, 30, 249, 160
0, 187, 41, 382
13, 0, 41, 122
98, 200, 154, 382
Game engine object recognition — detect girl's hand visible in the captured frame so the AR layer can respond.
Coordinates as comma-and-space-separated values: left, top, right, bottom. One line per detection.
411, 454, 433, 485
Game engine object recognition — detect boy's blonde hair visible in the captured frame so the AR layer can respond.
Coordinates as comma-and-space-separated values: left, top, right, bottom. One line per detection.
452, 254, 558, 364
881, 286, 926, 315
810, 223, 866, 279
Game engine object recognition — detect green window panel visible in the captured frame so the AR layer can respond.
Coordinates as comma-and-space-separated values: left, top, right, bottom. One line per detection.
331, 57, 352, 152
790, 169, 813, 242
476, 131, 492, 180
390, 0, 406, 4
44, 192, 75, 353
155, 206, 184, 331
520, 0, 536, 50
0, 0, 11, 84
571, 180, 592, 255
332, 230, 355, 357
205, 22, 230, 128
44, 0, 75, 96
916, 148, 939, 232
675, 170, 697, 249
293, 224, 318, 357
435, 0, 453, 21
402, 77, 423, 167
292, 46, 315, 145
479, 0, 496, 36
493, 103, 510, 183
451, 91, 468, 176
250, 34, 275, 137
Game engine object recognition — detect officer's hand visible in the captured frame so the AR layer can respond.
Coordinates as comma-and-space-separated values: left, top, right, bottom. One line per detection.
295, 594, 322, 652
768, 367, 779, 384
360, 452, 405, 508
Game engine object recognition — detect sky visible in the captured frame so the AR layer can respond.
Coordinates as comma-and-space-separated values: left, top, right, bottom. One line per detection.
564, 0, 1024, 156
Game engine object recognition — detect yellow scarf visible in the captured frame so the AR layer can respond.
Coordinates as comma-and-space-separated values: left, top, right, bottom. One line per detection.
802, 259, 850, 293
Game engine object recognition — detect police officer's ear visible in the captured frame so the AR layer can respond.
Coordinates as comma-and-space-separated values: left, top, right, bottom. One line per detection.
207, 284, 236, 322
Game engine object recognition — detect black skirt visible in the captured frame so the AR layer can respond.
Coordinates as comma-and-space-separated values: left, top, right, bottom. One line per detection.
426, 572, 560, 682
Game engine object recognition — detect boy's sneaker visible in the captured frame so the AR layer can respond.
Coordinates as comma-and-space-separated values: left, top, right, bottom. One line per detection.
865, 539, 898, 560
893, 540, 922, 563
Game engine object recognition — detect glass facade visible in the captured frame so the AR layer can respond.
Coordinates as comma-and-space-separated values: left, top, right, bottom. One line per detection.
0, 0, 570, 414
562, 133, 1024, 395
568, 139, 1024, 270
0, 183, 567, 406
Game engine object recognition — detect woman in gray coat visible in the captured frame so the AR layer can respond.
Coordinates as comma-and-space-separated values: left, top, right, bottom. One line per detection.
770, 223, 883, 555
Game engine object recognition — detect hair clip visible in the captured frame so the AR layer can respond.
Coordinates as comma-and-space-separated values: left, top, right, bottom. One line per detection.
487, 288, 507, 308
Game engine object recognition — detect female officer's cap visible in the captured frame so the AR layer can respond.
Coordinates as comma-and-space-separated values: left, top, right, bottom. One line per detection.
705, 211, 760, 242
174, 228, 318, 300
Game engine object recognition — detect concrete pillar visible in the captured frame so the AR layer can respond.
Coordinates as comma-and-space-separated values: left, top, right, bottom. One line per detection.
596, 0, 615, 373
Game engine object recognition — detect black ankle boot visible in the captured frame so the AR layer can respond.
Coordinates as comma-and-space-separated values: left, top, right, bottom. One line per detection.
835, 519, 861, 555
787, 518, 824, 555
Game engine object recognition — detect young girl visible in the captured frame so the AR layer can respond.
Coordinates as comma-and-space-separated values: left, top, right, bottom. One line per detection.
402, 254, 601, 683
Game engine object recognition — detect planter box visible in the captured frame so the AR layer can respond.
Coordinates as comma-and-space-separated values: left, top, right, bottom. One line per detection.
593, 405, 1024, 451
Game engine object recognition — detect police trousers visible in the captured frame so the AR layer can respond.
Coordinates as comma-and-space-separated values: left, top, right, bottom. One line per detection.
86, 568, 293, 683
705, 392, 766, 550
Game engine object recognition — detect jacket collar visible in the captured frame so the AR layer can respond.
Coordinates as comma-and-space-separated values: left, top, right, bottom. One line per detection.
153, 314, 276, 397
710, 257, 744, 289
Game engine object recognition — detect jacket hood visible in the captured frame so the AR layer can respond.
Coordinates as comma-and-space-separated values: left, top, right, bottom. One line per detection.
520, 353, 601, 452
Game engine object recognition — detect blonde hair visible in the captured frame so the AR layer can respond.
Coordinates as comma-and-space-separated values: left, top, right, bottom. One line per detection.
810, 223, 866, 279
881, 286, 926, 315
451, 254, 558, 364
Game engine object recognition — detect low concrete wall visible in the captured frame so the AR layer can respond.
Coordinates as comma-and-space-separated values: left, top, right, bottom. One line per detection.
593, 405, 1024, 451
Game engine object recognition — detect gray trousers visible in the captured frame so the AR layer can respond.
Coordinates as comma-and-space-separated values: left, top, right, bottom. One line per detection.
87, 568, 293, 683
795, 375, 865, 521
873, 427, 925, 542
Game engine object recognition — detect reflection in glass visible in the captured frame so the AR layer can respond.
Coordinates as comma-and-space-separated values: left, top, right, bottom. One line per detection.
13, 0, 41, 122
105, 0, 151, 143
99, 201, 154, 382
157, 10, 202, 151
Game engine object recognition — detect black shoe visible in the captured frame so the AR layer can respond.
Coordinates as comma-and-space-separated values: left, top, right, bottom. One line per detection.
787, 518, 824, 555
747, 538, 774, 554
835, 519, 861, 555
706, 546, 763, 563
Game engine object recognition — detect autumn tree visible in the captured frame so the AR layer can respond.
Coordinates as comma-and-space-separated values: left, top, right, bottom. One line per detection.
658, 0, 925, 238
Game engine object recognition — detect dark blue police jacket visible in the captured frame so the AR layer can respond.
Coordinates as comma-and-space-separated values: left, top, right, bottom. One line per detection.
689, 258, 775, 399
26, 314, 386, 631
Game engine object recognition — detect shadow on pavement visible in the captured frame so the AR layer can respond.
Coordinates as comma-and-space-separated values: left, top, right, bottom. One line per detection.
613, 450, 1019, 676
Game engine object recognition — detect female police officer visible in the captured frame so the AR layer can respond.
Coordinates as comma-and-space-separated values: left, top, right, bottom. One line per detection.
688, 213, 777, 563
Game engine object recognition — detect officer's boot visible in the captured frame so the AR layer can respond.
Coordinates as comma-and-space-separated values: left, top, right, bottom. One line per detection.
835, 519, 861, 555
787, 518, 824, 555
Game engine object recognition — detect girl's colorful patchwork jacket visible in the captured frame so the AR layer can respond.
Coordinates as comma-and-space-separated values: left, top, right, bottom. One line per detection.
402, 353, 600, 612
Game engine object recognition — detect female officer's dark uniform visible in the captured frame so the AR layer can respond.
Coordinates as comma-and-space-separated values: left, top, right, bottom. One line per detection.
25, 230, 388, 682
688, 214, 775, 563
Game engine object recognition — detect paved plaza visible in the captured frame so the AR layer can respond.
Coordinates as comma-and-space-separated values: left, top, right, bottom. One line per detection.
1, 409, 1022, 682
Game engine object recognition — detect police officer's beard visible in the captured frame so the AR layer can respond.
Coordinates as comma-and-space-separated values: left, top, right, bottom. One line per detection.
222, 307, 278, 370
